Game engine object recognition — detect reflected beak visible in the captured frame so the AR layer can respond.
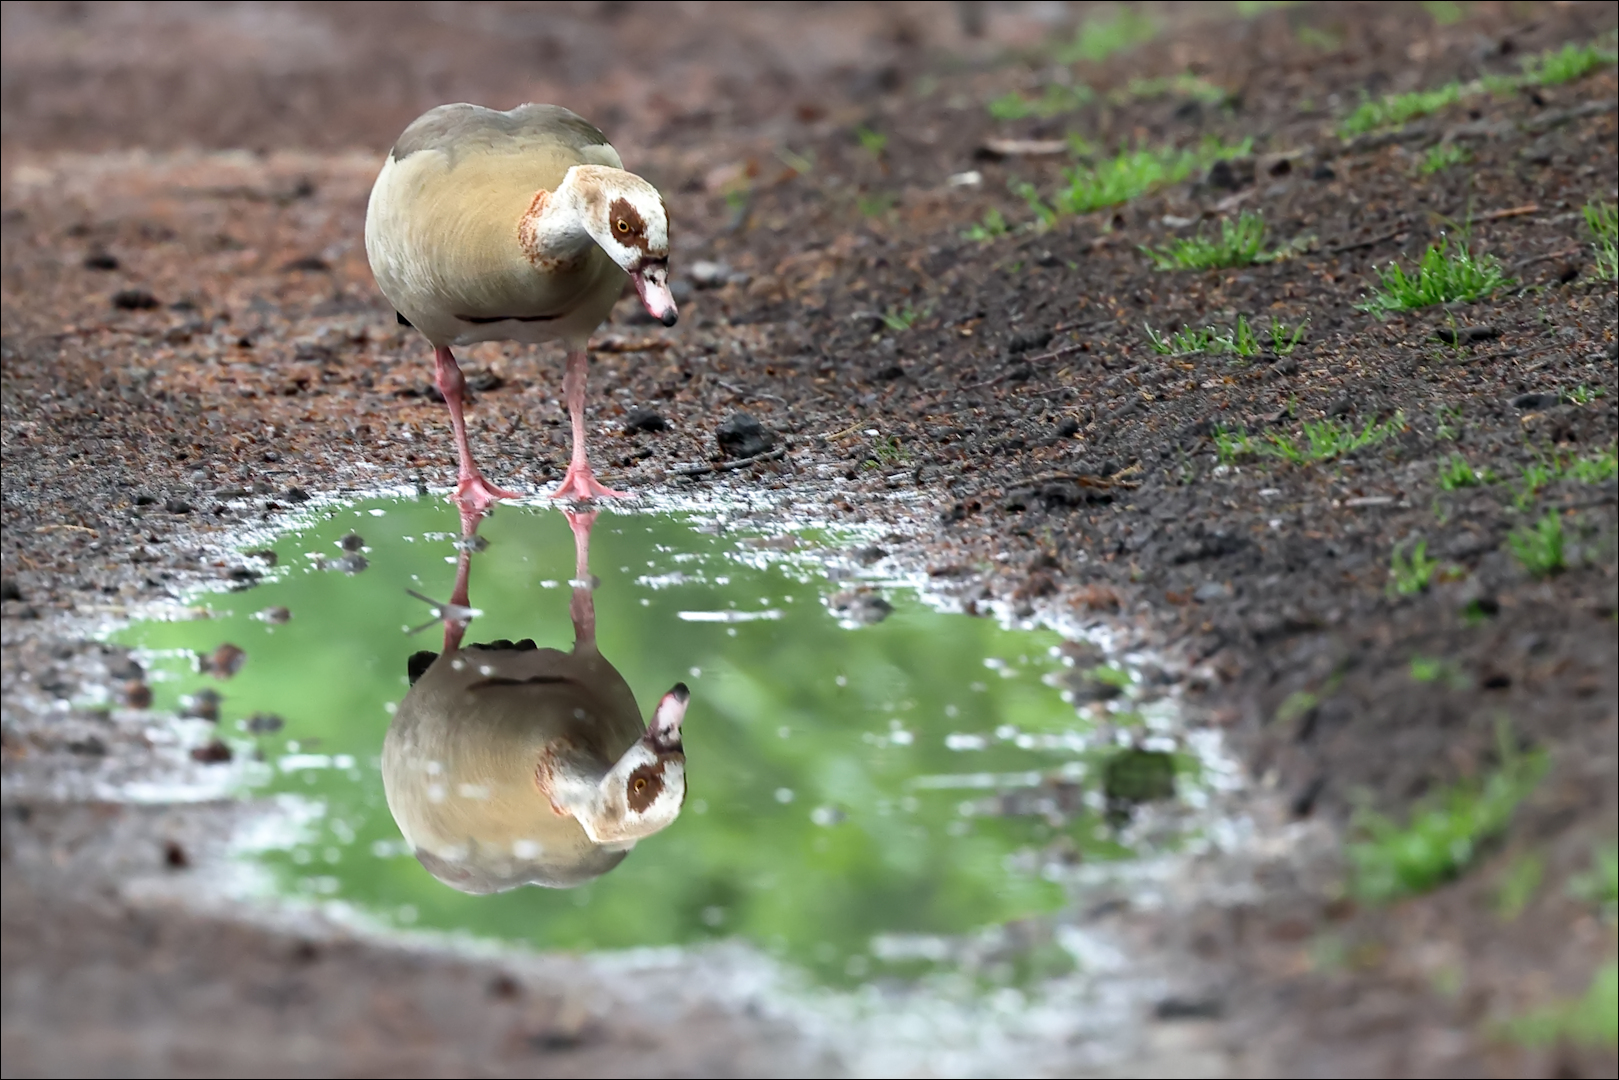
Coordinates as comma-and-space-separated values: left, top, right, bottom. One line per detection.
646, 682, 688, 753
631, 265, 679, 327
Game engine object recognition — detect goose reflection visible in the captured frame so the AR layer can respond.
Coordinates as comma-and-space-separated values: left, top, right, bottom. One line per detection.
383, 508, 690, 893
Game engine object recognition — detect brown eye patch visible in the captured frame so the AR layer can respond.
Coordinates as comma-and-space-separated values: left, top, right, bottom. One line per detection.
607, 197, 650, 254
626, 761, 665, 812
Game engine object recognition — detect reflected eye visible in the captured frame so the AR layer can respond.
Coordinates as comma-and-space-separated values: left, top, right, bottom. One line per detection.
616, 219, 631, 234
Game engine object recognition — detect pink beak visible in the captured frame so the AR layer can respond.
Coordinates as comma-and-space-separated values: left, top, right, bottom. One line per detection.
646, 682, 688, 753
631, 265, 679, 327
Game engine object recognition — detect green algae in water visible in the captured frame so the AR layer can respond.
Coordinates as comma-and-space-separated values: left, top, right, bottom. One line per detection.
120, 497, 1144, 985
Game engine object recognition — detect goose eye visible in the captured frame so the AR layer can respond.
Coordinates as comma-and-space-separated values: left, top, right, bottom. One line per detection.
616, 219, 631, 234
633, 777, 647, 792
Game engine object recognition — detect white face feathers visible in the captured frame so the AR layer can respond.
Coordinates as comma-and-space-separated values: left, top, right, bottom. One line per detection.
563, 681, 689, 847
560, 165, 679, 326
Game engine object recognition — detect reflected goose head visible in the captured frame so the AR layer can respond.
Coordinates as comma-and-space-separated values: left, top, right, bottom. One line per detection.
384, 644, 690, 893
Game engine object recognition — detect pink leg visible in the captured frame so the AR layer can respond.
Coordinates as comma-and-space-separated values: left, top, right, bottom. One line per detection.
441, 538, 475, 654
564, 508, 598, 650
435, 345, 520, 515
549, 347, 627, 501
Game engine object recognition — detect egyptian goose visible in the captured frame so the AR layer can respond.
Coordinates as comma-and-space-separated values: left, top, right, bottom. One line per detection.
384, 509, 689, 893
366, 103, 677, 509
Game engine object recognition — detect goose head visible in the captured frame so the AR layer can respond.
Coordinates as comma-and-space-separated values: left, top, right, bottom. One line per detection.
557, 164, 678, 327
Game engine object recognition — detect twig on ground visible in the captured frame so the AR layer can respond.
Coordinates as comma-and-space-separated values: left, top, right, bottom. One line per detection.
673, 446, 788, 477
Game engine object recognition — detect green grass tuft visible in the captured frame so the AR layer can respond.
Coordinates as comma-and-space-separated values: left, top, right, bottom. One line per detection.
1348, 725, 1548, 903
962, 206, 1011, 243
1339, 39, 1616, 137
1504, 963, 1618, 1050
1512, 445, 1617, 508
1054, 6, 1157, 64
1585, 200, 1618, 281
1042, 138, 1252, 216
1419, 142, 1472, 175
879, 304, 925, 333
1439, 453, 1490, 490
1144, 314, 1293, 359
1342, 82, 1465, 136
1388, 539, 1441, 597
1568, 843, 1619, 922
1520, 39, 1619, 87
1215, 412, 1404, 466
1142, 211, 1270, 270
1357, 237, 1513, 314
1508, 511, 1567, 577
1422, 0, 1466, 26
988, 83, 1093, 120
1269, 318, 1308, 354
854, 125, 888, 158
1146, 322, 1218, 356
1496, 852, 1544, 920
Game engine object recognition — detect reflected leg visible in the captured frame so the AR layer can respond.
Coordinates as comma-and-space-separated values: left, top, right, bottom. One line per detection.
563, 508, 598, 649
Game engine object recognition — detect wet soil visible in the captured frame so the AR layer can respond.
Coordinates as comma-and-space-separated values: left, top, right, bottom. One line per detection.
3, 2, 1617, 1077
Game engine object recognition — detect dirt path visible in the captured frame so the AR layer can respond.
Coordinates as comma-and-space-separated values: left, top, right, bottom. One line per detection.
4, 3, 1616, 1076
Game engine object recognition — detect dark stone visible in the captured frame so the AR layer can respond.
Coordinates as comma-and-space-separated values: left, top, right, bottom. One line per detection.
872, 363, 905, 381
1008, 328, 1054, 354
285, 487, 310, 503
1055, 418, 1081, 438
0, 578, 19, 601
1511, 392, 1562, 409
1310, 163, 1336, 181
1154, 997, 1224, 1021
164, 498, 192, 514
111, 288, 159, 310
279, 255, 330, 272
83, 252, 120, 271
715, 412, 773, 459
1433, 324, 1500, 345
624, 408, 669, 434
190, 739, 233, 764
340, 532, 365, 552
246, 712, 285, 734
465, 370, 504, 393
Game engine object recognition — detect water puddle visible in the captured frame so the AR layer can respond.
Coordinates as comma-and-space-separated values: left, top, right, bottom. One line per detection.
116, 495, 1234, 993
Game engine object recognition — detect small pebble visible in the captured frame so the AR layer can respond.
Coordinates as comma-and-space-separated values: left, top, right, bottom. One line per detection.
111, 288, 159, 310
183, 688, 222, 722
257, 606, 291, 624
123, 680, 153, 709
716, 412, 774, 459
688, 259, 733, 288
205, 643, 246, 678
340, 532, 365, 551
624, 408, 670, 434
190, 739, 233, 764
246, 712, 285, 734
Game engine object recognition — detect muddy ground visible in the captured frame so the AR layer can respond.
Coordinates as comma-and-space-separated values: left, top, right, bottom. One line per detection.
3, 2, 1617, 1077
